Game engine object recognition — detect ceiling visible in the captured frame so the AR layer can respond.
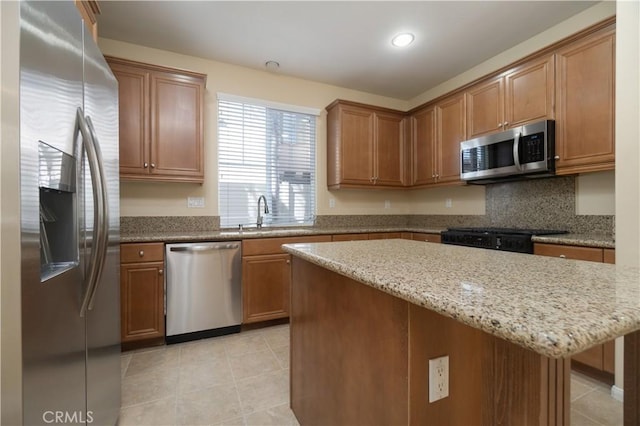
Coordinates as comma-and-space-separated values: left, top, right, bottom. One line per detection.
98, 1, 598, 100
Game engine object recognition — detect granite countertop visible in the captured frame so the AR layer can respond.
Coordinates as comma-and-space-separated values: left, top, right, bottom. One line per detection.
120, 226, 614, 248
532, 233, 615, 248
282, 239, 638, 358
119, 226, 446, 243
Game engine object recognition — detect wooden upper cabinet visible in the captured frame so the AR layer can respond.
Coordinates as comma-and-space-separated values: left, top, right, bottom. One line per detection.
411, 94, 465, 187
436, 93, 466, 184
375, 111, 405, 186
504, 55, 555, 128
410, 106, 436, 186
554, 26, 615, 174
466, 55, 554, 139
466, 75, 504, 139
106, 57, 206, 183
326, 100, 405, 189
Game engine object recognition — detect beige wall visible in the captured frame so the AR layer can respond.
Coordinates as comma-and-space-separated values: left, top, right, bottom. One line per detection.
613, 0, 640, 393
103, 1, 615, 219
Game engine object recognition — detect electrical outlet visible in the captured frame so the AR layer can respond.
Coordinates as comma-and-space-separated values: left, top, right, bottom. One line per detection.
384, 200, 391, 209
445, 198, 452, 208
329, 198, 336, 208
187, 197, 205, 208
428, 355, 449, 403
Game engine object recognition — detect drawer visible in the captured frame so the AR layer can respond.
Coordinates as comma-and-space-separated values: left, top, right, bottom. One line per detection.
368, 232, 402, 240
533, 243, 603, 262
411, 233, 442, 243
242, 235, 332, 256
603, 248, 615, 264
332, 233, 369, 242
121, 242, 165, 263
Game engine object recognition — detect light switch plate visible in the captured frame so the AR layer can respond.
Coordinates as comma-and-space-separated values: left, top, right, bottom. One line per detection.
428, 355, 449, 403
187, 197, 205, 208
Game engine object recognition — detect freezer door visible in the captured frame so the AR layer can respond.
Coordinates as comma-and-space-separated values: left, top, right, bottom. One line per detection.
19, 1, 87, 425
82, 24, 121, 426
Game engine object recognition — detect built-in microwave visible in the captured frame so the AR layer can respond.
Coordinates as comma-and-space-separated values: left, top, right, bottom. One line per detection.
460, 120, 555, 184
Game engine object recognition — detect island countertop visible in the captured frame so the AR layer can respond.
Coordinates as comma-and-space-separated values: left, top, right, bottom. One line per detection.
283, 239, 640, 358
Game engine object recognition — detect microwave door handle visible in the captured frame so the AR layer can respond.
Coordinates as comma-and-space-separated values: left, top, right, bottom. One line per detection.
513, 132, 522, 171
76, 108, 105, 317
85, 115, 110, 312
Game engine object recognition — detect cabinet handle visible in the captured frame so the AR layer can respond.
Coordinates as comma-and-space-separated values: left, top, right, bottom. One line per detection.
559, 255, 566, 259
150, 163, 156, 168
370, 177, 374, 182
159, 269, 164, 275
138, 250, 144, 257
144, 162, 148, 168
503, 121, 509, 127
554, 155, 560, 160
286, 259, 290, 264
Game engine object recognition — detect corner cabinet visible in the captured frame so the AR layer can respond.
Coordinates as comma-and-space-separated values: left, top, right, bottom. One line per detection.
465, 55, 555, 139
410, 93, 465, 187
106, 57, 206, 183
554, 26, 615, 174
327, 100, 406, 189
120, 243, 165, 346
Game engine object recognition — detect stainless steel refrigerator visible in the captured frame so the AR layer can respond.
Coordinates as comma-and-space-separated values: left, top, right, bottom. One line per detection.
7, 1, 120, 424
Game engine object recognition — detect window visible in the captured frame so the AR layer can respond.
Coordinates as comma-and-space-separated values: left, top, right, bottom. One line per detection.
218, 94, 318, 228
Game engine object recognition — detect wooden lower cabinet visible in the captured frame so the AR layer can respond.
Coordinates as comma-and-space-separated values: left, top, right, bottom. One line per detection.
241, 235, 331, 324
411, 232, 442, 243
534, 242, 615, 378
120, 243, 165, 345
242, 254, 291, 323
368, 232, 402, 240
332, 233, 369, 242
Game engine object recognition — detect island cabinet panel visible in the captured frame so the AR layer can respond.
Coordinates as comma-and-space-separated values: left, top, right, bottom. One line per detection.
241, 235, 330, 324
291, 257, 570, 425
554, 26, 615, 175
326, 100, 406, 189
106, 56, 206, 183
120, 243, 165, 347
291, 259, 409, 425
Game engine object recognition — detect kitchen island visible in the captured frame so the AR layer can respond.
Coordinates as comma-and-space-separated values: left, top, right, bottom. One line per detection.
283, 239, 640, 425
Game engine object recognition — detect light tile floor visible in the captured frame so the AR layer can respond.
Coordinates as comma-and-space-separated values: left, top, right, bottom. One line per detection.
120, 324, 622, 426
120, 324, 299, 426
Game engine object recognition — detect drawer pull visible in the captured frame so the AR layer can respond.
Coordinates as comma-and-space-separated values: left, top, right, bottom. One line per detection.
286, 259, 291, 264
138, 250, 144, 257
559, 254, 566, 259
159, 269, 164, 275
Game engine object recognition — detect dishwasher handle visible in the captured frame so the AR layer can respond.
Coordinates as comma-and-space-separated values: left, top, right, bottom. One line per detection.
169, 243, 240, 253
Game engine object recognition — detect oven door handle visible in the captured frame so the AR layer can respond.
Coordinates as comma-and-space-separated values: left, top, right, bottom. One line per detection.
513, 132, 522, 171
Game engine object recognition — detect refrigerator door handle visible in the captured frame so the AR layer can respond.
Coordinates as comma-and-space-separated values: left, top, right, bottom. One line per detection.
85, 115, 110, 312
76, 108, 107, 317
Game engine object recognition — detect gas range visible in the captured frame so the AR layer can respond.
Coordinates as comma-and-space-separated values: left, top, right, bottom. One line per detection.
441, 227, 568, 254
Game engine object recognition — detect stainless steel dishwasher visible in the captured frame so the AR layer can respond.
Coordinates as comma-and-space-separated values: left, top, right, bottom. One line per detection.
165, 241, 242, 344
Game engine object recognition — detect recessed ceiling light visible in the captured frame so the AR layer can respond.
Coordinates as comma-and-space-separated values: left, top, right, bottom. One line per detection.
265, 60, 280, 72
391, 33, 415, 48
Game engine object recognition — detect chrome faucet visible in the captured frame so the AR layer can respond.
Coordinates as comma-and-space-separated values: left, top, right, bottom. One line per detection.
257, 195, 269, 229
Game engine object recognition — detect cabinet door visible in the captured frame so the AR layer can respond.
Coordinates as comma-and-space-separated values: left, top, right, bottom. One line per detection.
374, 111, 405, 186
533, 243, 603, 262
110, 63, 150, 177
436, 94, 466, 184
338, 105, 375, 185
504, 55, 555, 128
466, 76, 504, 139
410, 107, 436, 186
332, 234, 369, 242
120, 262, 165, 342
572, 345, 604, 370
555, 27, 615, 174
368, 232, 402, 240
411, 233, 442, 243
150, 72, 205, 181
242, 254, 291, 323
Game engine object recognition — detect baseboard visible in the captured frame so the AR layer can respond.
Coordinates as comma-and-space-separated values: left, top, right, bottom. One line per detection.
611, 385, 624, 402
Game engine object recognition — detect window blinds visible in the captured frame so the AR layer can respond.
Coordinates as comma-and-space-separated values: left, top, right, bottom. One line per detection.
218, 98, 316, 228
